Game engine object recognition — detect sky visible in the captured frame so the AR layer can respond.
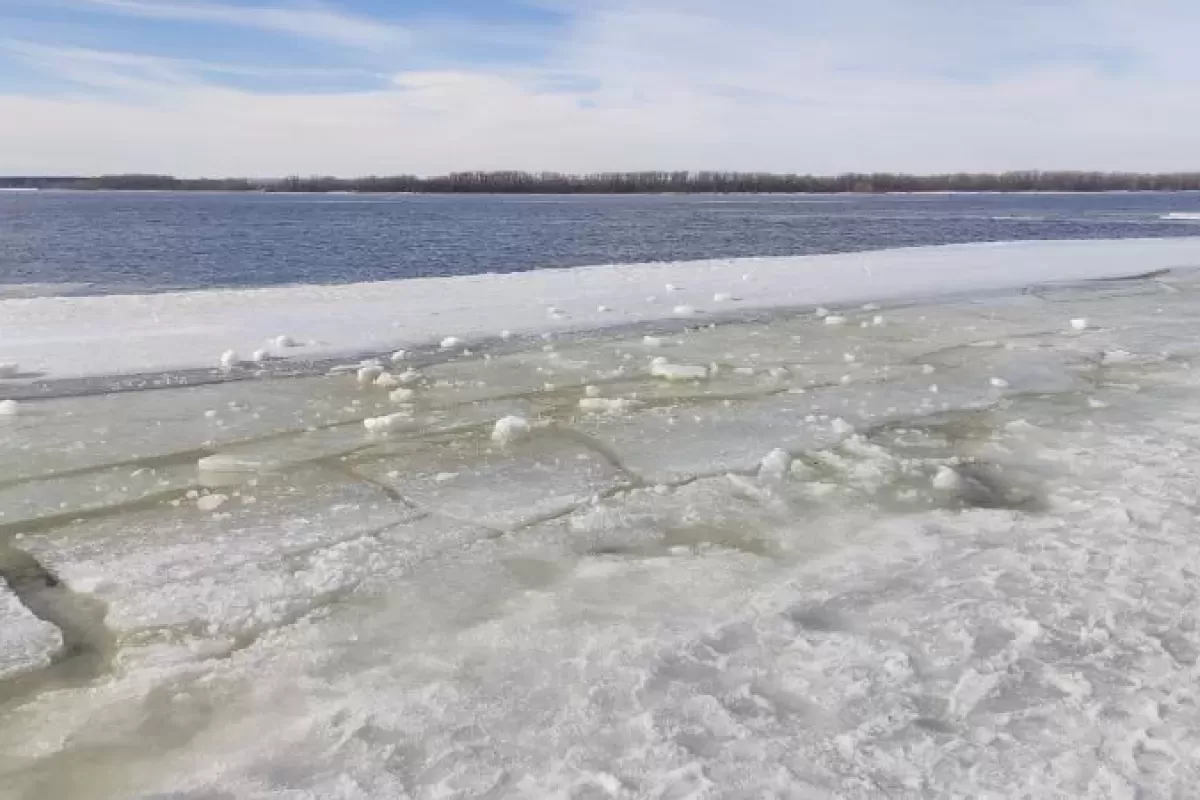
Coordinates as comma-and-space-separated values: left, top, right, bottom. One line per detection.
0, 0, 1196, 177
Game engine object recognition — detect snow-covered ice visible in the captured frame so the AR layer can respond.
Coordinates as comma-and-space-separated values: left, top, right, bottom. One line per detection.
4, 239, 1200, 797
0, 238, 1195, 381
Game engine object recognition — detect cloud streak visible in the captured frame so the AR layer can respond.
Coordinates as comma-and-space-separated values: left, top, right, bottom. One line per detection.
68, 0, 408, 49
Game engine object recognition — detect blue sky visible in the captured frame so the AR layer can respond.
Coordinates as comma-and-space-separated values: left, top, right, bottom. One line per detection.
0, 0, 1196, 176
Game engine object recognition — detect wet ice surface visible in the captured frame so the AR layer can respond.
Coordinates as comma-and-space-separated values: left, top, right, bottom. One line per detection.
5, 269, 1200, 797
0, 585, 61, 681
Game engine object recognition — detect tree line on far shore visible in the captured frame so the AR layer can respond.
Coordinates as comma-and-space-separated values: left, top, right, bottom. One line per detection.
4, 170, 1200, 194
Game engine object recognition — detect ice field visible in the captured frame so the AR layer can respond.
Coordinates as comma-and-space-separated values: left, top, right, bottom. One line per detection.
3, 239, 1200, 797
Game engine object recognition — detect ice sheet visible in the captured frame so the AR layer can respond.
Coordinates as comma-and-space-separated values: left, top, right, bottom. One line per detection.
1, 237, 1198, 380
4, 251, 1200, 797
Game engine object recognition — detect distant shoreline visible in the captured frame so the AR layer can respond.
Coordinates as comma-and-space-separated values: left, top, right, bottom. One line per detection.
3, 170, 1200, 194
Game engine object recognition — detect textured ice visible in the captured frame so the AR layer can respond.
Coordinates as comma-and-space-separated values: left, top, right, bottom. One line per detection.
351, 428, 630, 531
5, 250, 1200, 797
0, 583, 61, 680
19, 469, 420, 645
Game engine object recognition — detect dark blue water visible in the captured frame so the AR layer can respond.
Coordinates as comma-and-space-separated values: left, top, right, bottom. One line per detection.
2, 191, 1198, 296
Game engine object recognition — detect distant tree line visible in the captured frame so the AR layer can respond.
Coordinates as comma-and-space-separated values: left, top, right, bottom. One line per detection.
4, 171, 1200, 194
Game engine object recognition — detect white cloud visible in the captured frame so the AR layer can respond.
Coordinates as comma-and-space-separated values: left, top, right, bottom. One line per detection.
3, 0, 1199, 175
69, 0, 408, 49
2, 39, 383, 92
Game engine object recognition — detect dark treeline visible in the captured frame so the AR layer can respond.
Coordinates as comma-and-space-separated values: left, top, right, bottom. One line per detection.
4, 171, 1200, 193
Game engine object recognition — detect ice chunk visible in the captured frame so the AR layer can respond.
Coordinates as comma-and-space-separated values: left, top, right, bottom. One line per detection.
374, 372, 401, 389
673, 305, 698, 317
357, 365, 384, 386
218, 350, 239, 370
597, 305, 611, 313
824, 316, 847, 326
198, 453, 270, 474
758, 449, 793, 481
492, 415, 533, 446
989, 377, 1010, 388
932, 466, 963, 491
195, 493, 228, 512
440, 336, 462, 350
649, 362, 709, 382
579, 397, 637, 414
250, 349, 269, 363
643, 336, 665, 348
389, 388, 415, 403
713, 293, 734, 303
390, 350, 408, 363
831, 418, 855, 435
273, 335, 298, 349
1070, 318, 1089, 331
0, 584, 61, 680
815, 307, 830, 318
364, 412, 412, 433
0, 399, 19, 416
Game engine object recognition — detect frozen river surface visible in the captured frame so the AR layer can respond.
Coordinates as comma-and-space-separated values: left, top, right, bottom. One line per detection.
4, 241, 1200, 797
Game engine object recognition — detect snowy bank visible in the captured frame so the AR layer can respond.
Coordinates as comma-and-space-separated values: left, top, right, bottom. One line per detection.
1, 238, 1197, 380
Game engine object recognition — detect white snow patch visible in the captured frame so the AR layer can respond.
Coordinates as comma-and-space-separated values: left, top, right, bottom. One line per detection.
824, 315, 847, 326
0, 399, 19, 416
